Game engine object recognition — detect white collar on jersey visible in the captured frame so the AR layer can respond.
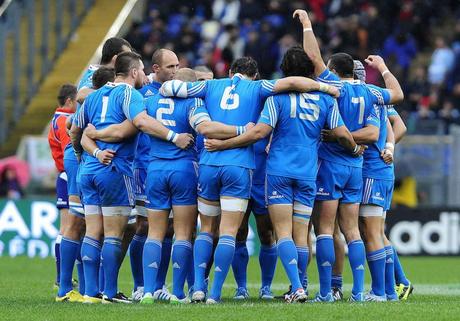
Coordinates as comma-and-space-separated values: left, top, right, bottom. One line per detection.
342, 79, 363, 85
106, 81, 132, 88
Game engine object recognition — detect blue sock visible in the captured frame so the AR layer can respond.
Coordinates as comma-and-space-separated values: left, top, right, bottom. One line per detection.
155, 238, 172, 291
392, 246, 409, 286
366, 248, 386, 296
316, 234, 334, 297
58, 237, 79, 297
385, 246, 397, 296
296, 246, 309, 291
210, 235, 235, 300
55, 234, 62, 284
102, 237, 123, 299
331, 275, 343, 289
232, 241, 249, 289
186, 246, 195, 291
81, 236, 101, 297
277, 238, 302, 291
129, 234, 146, 290
76, 241, 85, 294
193, 232, 214, 292
172, 240, 192, 299
143, 239, 162, 295
259, 244, 277, 288
98, 263, 104, 293
348, 240, 366, 295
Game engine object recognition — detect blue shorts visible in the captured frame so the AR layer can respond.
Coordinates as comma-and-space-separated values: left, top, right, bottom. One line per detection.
315, 159, 363, 203
145, 163, 197, 210
56, 172, 69, 209
64, 157, 80, 197
133, 167, 147, 203
361, 177, 394, 211
250, 183, 267, 215
266, 174, 316, 208
79, 168, 135, 208
198, 164, 252, 201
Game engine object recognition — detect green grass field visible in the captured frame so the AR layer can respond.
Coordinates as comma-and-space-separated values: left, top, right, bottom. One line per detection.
1, 256, 459, 321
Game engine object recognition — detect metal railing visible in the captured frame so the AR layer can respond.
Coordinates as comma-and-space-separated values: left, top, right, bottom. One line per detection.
0, 0, 94, 144
395, 129, 460, 207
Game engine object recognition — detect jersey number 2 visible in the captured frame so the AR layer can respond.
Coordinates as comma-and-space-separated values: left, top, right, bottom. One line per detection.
157, 98, 176, 126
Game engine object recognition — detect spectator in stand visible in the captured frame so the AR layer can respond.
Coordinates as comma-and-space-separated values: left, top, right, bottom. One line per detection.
438, 99, 460, 132
0, 166, 23, 200
382, 29, 417, 81
405, 66, 431, 111
428, 37, 455, 86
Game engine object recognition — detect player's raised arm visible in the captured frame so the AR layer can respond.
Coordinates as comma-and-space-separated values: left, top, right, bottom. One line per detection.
387, 106, 407, 143
84, 121, 138, 143
365, 55, 404, 103
293, 9, 327, 77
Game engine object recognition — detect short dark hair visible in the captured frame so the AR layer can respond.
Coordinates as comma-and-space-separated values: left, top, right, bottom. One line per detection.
280, 46, 315, 78
230, 57, 258, 78
100, 37, 132, 65
115, 52, 142, 77
57, 84, 77, 106
328, 52, 354, 78
92, 67, 115, 89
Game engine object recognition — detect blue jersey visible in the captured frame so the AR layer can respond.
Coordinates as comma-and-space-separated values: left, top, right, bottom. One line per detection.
172, 74, 277, 169
362, 103, 394, 180
317, 69, 389, 167
146, 94, 208, 167
259, 91, 344, 180
253, 137, 269, 185
75, 82, 145, 176
77, 64, 99, 90
134, 81, 162, 169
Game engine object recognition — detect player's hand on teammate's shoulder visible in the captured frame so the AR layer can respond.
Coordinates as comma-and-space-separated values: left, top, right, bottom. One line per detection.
84, 123, 98, 139
175, 133, 194, 150
97, 149, 115, 166
381, 149, 394, 164
204, 138, 224, 152
293, 9, 311, 27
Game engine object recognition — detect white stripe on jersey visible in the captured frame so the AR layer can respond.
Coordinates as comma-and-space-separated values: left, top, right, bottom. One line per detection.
369, 87, 384, 105
188, 82, 206, 96
122, 85, 132, 119
261, 80, 274, 92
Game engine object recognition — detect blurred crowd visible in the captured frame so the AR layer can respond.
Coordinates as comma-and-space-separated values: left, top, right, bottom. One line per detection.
125, 0, 460, 133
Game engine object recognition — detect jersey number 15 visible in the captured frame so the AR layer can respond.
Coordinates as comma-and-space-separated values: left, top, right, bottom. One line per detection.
289, 93, 319, 121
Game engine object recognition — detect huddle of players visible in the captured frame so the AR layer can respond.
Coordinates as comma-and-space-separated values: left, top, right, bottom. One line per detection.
50, 9, 413, 304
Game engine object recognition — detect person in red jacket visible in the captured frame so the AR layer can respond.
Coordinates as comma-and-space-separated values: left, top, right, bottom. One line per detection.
47, 84, 77, 289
